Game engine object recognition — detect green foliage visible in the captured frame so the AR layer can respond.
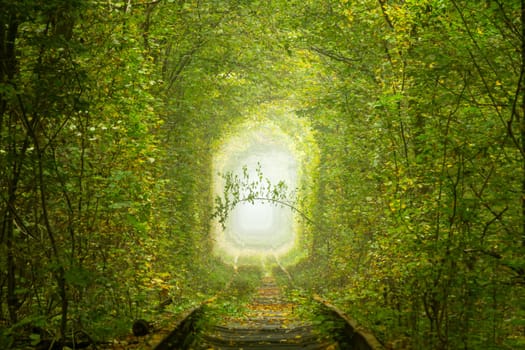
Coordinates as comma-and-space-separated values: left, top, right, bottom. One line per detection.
198, 267, 262, 327
213, 164, 297, 229
284, 0, 525, 348
1, 0, 524, 348
228, 267, 264, 298
0, 0, 231, 344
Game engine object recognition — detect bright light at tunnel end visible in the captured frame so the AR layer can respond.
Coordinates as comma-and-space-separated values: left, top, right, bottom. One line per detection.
224, 150, 296, 252
211, 123, 303, 263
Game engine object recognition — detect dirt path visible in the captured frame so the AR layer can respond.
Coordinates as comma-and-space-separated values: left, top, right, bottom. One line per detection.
188, 275, 339, 349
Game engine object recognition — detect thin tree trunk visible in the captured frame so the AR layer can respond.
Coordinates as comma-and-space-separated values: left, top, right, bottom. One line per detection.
2, 15, 21, 325
521, 0, 525, 247
6, 209, 17, 324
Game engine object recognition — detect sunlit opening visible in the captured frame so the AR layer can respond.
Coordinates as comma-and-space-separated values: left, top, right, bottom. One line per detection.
212, 125, 299, 260
236, 202, 273, 232
212, 109, 319, 266
225, 146, 296, 250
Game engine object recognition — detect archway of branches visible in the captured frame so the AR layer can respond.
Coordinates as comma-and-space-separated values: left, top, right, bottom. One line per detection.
211, 109, 318, 266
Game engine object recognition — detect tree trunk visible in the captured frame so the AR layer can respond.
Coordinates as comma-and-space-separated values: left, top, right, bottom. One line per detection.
522, 0, 525, 247
1, 13, 21, 325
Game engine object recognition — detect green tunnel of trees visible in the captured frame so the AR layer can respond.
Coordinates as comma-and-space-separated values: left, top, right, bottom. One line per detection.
1, 0, 524, 349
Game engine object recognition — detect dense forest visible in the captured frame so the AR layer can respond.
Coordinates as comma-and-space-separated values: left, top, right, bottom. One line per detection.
1, 0, 524, 349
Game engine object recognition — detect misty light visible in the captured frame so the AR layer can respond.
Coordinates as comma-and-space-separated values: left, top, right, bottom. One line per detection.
212, 126, 298, 259
234, 202, 273, 234
226, 149, 296, 250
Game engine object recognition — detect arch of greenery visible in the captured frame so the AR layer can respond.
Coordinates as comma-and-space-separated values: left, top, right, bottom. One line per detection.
211, 109, 318, 265
1, 1, 524, 349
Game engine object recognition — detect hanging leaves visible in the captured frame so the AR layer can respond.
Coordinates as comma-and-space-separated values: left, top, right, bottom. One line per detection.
213, 163, 297, 229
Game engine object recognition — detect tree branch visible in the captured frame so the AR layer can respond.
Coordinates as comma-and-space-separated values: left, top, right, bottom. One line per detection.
309, 46, 358, 65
